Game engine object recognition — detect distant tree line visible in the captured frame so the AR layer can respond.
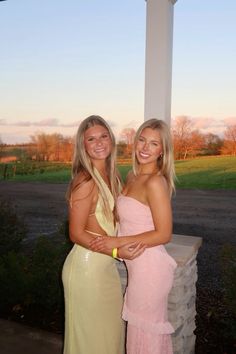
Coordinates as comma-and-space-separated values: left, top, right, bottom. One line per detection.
172, 116, 236, 159
117, 118, 236, 160
27, 133, 73, 162
0, 118, 235, 162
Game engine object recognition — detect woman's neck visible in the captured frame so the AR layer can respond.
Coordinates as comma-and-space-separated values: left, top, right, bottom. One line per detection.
138, 164, 159, 176
93, 161, 107, 175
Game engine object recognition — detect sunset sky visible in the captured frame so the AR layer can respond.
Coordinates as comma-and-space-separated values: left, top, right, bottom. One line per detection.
0, 0, 236, 144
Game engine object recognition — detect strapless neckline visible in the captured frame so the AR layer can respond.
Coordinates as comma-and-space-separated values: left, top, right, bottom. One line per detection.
118, 194, 149, 209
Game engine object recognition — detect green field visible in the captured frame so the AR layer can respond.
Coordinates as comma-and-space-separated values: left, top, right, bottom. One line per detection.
0, 156, 235, 189
174, 156, 236, 189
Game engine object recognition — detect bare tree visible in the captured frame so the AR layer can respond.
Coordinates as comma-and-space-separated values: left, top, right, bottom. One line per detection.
119, 128, 136, 157
189, 130, 205, 157
172, 116, 205, 159
119, 128, 136, 145
29, 132, 73, 161
60, 136, 74, 162
30, 133, 51, 161
172, 116, 192, 159
0, 136, 4, 159
222, 124, 236, 156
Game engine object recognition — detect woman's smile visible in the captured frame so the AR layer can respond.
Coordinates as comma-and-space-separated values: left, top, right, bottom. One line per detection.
136, 127, 163, 165
84, 125, 112, 160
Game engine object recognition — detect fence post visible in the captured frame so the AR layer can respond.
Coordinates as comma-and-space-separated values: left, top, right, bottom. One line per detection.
3, 164, 8, 179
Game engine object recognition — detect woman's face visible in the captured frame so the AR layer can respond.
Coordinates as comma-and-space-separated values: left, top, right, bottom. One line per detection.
135, 127, 163, 166
84, 124, 112, 161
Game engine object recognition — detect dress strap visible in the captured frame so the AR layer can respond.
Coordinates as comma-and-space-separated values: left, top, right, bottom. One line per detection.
85, 229, 104, 237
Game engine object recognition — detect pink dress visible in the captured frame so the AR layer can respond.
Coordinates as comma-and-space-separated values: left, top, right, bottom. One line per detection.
117, 195, 177, 354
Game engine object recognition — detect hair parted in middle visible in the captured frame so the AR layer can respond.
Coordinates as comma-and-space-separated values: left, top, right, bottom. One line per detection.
69, 115, 119, 220
132, 118, 176, 196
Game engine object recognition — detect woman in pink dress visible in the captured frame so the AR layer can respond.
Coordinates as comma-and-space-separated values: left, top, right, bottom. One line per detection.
90, 119, 177, 354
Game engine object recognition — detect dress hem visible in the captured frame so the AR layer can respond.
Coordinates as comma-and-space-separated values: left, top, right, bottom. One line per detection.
122, 307, 175, 334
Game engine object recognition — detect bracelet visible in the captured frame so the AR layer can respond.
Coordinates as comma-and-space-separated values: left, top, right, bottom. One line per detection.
112, 248, 118, 258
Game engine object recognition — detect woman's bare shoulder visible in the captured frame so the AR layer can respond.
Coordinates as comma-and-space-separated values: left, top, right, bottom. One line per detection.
71, 172, 96, 199
126, 170, 135, 183
146, 174, 168, 193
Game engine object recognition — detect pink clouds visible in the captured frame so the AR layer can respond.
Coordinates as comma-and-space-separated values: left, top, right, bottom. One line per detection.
34, 118, 59, 127
172, 116, 236, 137
0, 118, 82, 128
223, 117, 236, 126
191, 117, 213, 129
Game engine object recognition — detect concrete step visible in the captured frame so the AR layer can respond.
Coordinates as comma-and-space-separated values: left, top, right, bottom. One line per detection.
0, 319, 63, 354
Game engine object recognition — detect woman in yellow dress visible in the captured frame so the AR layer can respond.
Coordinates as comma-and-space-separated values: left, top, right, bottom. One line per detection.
62, 115, 144, 354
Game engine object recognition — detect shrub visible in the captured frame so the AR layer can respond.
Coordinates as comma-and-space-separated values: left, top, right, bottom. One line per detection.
220, 244, 236, 340
0, 252, 29, 313
27, 236, 67, 311
0, 199, 27, 256
0, 199, 72, 330
221, 244, 236, 316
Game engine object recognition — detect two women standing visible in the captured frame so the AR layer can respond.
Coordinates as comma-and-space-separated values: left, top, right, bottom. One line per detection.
62, 115, 176, 354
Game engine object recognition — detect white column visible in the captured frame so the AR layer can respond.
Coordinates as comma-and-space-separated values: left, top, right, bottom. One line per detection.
144, 0, 177, 125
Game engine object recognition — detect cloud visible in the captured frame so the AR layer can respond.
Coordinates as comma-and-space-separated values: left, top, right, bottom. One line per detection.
123, 120, 140, 129
0, 118, 82, 128
61, 120, 81, 128
0, 118, 142, 131
15, 121, 32, 127
223, 117, 236, 126
34, 118, 59, 127
192, 117, 227, 136
172, 116, 232, 137
191, 117, 214, 129
106, 119, 117, 128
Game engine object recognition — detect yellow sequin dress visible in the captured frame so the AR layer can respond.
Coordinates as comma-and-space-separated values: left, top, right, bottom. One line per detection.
62, 170, 124, 354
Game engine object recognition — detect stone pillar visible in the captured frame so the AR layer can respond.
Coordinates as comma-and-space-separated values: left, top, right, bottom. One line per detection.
144, 0, 178, 125
116, 233, 202, 354
166, 234, 202, 354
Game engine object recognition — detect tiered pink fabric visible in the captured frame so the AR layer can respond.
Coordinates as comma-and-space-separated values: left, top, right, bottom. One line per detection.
117, 195, 177, 354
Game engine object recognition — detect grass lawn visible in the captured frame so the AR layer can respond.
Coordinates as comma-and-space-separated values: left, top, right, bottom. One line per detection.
174, 156, 236, 189
2, 169, 72, 183
1, 156, 235, 189
119, 156, 236, 189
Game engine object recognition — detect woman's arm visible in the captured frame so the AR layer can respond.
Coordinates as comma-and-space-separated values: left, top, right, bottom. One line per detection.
69, 177, 100, 248
89, 175, 172, 251
69, 175, 145, 259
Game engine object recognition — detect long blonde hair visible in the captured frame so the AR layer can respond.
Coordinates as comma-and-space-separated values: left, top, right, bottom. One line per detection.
132, 119, 176, 195
68, 115, 119, 220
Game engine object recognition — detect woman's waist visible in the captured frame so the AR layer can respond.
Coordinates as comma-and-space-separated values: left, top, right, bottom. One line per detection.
118, 225, 154, 236
85, 223, 116, 237
125, 245, 177, 269
69, 243, 115, 265
63, 245, 120, 281
127, 244, 165, 256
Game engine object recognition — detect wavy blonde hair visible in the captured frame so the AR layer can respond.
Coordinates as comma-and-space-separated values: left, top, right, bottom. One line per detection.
132, 119, 176, 196
68, 115, 119, 220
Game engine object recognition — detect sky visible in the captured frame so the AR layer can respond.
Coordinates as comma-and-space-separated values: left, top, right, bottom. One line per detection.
0, 0, 236, 144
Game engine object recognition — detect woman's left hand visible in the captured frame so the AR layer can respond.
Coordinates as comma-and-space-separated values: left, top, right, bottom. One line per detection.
118, 242, 146, 260
89, 236, 117, 254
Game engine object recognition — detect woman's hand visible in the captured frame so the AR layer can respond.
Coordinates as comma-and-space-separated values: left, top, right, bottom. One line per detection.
118, 241, 146, 260
89, 236, 115, 255
89, 237, 146, 259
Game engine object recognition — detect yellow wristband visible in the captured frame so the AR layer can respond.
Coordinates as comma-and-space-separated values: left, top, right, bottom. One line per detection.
112, 248, 118, 258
